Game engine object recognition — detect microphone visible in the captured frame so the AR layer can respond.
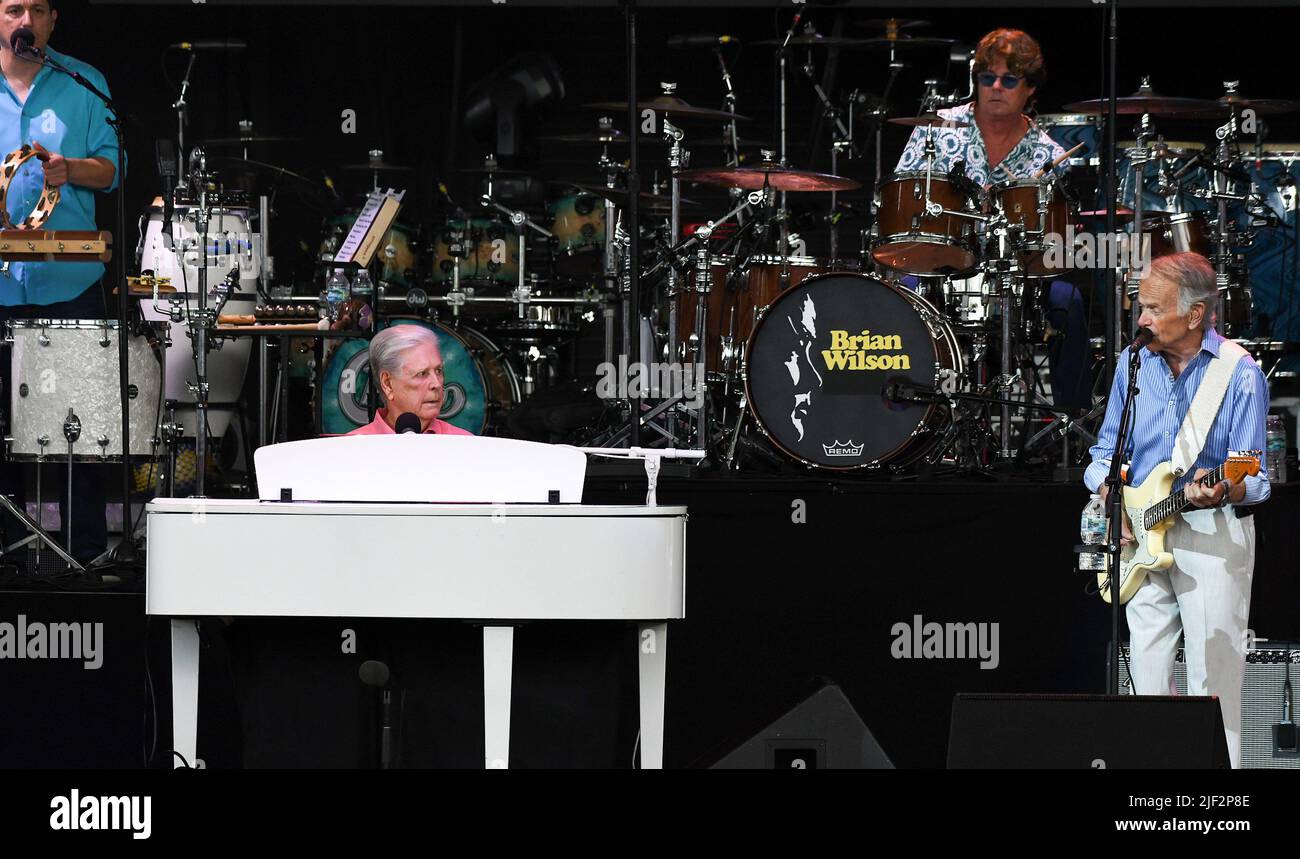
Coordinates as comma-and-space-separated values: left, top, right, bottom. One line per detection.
359, 660, 398, 770
169, 40, 248, 52
10, 27, 40, 60
666, 34, 740, 49
1130, 327, 1154, 352
394, 412, 422, 434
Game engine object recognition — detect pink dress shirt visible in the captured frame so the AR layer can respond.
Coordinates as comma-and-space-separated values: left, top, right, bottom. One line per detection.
345, 408, 474, 436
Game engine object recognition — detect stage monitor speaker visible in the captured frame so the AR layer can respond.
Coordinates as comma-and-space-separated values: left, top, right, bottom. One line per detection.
948, 693, 1229, 769
1116, 643, 1300, 769
710, 682, 893, 769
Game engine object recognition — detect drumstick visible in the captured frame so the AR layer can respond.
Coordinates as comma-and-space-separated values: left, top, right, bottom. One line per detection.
1034, 142, 1085, 179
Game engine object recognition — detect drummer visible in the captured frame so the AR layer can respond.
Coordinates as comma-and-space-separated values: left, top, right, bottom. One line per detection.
893, 28, 1092, 412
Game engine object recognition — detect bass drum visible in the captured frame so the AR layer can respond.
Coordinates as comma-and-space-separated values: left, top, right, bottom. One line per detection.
744, 272, 961, 470
320, 317, 521, 435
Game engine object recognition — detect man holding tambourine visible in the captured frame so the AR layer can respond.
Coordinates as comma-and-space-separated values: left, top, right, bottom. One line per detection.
1, 0, 122, 563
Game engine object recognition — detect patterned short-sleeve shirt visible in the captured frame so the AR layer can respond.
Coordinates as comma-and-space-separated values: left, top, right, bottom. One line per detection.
893, 102, 1065, 187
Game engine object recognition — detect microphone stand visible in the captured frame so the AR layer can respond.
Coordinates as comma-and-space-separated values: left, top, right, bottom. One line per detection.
1103, 343, 1142, 694
21, 46, 139, 561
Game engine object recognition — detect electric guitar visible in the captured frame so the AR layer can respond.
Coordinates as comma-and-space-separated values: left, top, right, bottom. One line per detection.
1098, 451, 1261, 605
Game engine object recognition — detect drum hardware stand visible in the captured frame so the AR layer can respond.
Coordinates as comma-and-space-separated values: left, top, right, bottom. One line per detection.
1023, 398, 1105, 482
658, 99, 687, 441
1121, 110, 1155, 342
713, 46, 746, 222
188, 147, 215, 498
796, 56, 855, 261
61, 409, 81, 556
982, 212, 1027, 462
160, 400, 182, 498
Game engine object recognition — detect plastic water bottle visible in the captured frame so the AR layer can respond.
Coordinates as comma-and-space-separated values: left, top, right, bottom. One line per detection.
351, 268, 374, 297
1266, 414, 1288, 484
324, 269, 350, 318
1080, 494, 1108, 571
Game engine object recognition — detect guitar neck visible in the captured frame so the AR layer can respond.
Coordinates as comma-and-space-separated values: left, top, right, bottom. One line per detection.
1143, 464, 1224, 530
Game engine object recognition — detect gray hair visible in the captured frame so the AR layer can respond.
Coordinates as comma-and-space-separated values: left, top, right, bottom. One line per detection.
1146, 253, 1218, 329
369, 324, 440, 381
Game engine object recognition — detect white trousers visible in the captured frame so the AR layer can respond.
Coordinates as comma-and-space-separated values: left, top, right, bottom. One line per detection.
1125, 506, 1255, 768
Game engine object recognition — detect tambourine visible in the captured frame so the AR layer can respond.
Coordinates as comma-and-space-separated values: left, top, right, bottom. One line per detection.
0, 144, 61, 231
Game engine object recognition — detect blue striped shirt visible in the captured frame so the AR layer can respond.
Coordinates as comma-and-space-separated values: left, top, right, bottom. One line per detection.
1085, 327, 1272, 505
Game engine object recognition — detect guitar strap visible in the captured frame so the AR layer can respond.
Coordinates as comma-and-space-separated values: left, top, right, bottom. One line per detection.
1170, 337, 1251, 478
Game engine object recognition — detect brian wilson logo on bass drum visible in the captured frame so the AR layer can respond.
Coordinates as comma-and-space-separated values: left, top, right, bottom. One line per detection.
823, 440, 865, 458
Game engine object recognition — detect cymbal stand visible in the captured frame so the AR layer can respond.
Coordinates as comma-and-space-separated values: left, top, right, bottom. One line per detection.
601, 192, 758, 451
1209, 112, 1242, 336
660, 95, 687, 440
982, 211, 1026, 461
597, 121, 625, 366
713, 47, 746, 225
1121, 111, 1154, 341
188, 146, 213, 498
797, 56, 854, 261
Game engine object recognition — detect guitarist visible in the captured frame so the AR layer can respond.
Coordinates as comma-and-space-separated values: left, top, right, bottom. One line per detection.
1085, 253, 1271, 768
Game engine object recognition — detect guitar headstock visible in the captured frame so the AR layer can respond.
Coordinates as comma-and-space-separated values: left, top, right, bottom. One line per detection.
1225, 451, 1262, 484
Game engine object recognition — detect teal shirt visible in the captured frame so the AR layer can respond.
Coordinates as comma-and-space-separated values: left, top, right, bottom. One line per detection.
0, 47, 122, 306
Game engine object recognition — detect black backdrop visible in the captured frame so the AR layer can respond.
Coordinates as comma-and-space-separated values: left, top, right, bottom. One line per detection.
47, 1, 1300, 285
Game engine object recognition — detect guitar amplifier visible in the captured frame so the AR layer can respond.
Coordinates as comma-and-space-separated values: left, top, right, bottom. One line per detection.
1117, 643, 1300, 769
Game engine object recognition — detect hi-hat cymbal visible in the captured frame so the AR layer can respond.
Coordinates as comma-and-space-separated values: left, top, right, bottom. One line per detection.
674, 162, 862, 192
582, 96, 749, 122
1063, 84, 1223, 118
887, 114, 970, 129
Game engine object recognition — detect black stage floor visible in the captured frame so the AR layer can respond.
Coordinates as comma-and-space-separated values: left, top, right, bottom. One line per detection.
3, 476, 1297, 769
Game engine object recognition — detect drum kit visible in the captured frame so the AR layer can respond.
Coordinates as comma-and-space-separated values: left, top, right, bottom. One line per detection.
9, 18, 1293, 512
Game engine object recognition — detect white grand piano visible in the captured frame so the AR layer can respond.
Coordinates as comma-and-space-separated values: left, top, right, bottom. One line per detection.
146, 435, 687, 768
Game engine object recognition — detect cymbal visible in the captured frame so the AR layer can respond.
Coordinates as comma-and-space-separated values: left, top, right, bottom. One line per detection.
341, 159, 414, 173
854, 18, 932, 32
1217, 93, 1300, 115
757, 33, 955, 50
555, 182, 702, 210
538, 129, 770, 149
755, 34, 872, 48
1062, 85, 1223, 118
674, 163, 862, 192
206, 155, 320, 187
856, 36, 957, 51
199, 135, 301, 148
887, 114, 970, 129
582, 96, 749, 122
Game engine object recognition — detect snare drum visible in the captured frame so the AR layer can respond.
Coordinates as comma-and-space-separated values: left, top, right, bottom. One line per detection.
320, 317, 520, 435
744, 272, 961, 469
873, 171, 981, 275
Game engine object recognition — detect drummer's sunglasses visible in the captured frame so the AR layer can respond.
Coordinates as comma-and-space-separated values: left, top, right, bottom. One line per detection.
976, 72, 1025, 89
